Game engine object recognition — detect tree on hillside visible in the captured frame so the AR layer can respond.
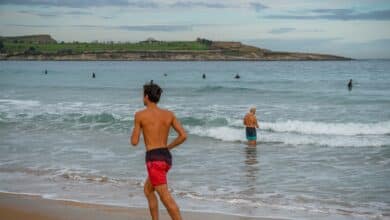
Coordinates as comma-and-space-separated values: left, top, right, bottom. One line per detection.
0, 40, 5, 53
196, 38, 212, 46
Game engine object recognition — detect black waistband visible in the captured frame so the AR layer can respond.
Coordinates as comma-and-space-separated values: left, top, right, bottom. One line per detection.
246, 127, 256, 131
145, 148, 172, 165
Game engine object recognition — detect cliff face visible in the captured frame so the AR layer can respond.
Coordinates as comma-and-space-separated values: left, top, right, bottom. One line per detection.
0, 50, 350, 61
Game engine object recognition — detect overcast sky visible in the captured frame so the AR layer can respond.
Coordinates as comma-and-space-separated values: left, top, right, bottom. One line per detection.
0, 0, 389, 58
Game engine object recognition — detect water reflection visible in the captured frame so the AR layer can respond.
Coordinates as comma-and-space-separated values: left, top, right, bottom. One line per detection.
243, 146, 259, 196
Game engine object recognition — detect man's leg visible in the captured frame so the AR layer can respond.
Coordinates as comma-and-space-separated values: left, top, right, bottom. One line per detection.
155, 184, 182, 220
144, 178, 159, 220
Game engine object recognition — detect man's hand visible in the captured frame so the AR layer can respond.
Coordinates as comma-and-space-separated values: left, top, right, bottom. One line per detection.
130, 112, 141, 146
167, 114, 187, 150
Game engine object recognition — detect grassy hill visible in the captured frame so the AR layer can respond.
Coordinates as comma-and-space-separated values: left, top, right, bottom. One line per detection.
0, 36, 210, 54
0, 35, 350, 61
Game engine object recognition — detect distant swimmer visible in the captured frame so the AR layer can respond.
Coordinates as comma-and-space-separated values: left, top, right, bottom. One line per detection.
44, 69, 48, 74
348, 79, 353, 91
243, 107, 259, 146
92, 72, 96, 78
202, 73, 206, 79
164, 73, 168, 77
235, 73, 240, 79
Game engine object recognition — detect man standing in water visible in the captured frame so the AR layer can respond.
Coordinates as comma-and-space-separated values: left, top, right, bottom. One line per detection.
348, 79, 353, 91
131, 82, 187, 220
243, 107, 259, 145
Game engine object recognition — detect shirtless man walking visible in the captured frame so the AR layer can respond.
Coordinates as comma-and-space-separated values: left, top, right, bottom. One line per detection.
131, 82, 187, 220
243, 107, 259, 145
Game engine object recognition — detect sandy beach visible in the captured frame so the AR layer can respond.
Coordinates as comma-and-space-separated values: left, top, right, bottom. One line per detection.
0, 192, 284, 220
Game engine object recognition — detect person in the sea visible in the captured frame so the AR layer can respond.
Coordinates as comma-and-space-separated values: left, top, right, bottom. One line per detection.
348, 79, 353, 91
235, 73, 240, 79
44, 69, 47, 74
92, 72, 96, 78
130, 82, 187, 220
243, 107, 259, 145
202, 73, 206, 79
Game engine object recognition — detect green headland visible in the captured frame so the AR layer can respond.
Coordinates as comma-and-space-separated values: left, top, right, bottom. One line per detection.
0, 34, 351, 61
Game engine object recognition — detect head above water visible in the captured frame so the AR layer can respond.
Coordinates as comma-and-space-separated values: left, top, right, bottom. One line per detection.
143, 82, 163, 105
250, 107, 256, 114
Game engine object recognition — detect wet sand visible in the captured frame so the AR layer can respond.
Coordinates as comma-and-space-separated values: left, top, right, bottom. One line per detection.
0, 192, 284, 220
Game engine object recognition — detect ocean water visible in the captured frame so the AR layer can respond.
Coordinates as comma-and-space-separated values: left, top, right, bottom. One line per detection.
0, 60, 389, 219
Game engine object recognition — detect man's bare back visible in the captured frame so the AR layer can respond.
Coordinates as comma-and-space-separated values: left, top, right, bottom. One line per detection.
132, 106, 186, 151
243, 107, 259, 146
130, 83, 186, 220
134, 107, 173, 150
243, 113, 258, 128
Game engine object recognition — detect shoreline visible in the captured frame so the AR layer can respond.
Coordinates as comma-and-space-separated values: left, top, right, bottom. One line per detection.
0, 59, 356, 62
0, 192, 285, 220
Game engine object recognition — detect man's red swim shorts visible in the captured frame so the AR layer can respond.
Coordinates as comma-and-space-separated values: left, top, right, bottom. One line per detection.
145, 148, 172, 187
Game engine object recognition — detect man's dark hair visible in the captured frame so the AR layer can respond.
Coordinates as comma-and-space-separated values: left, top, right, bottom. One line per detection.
143, 82, 163, 103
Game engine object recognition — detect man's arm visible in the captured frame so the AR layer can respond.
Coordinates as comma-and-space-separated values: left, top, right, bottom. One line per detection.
255, 116, 259, 128
167, 114, 187, 150
130, 112, 141, 146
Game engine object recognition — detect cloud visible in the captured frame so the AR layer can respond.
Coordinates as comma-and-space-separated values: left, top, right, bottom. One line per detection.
0, 0, 158, 8
79, 24, 194, 32
265, 8, 390, 20
66, 11, 93, 15
101, 16, 114, 19
246, 37, 341, 50
17, 10, 92, 17
250, 2, 268, 12
118, 25, 193, 32
127, 1, 159, 8
5, 22, 205, 32
171, 1, 228, 8
269, 27, 295, 34
245, 37, 390, 59
5, 24, 55, 28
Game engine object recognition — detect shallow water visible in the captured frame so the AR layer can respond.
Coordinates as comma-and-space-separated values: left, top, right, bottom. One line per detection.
0, 60, 389, 219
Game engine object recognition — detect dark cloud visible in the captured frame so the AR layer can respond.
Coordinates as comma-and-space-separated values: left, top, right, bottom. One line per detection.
250, 2, 268, 12
265, 8, 390, 20
0, 0, 158, 8
171, 1, 228, 8
311, 8, 355, 15
127, 1, 159, 8
269, 27, 295, 34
